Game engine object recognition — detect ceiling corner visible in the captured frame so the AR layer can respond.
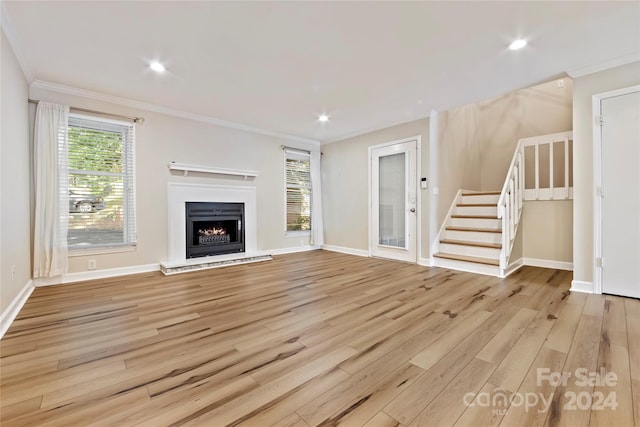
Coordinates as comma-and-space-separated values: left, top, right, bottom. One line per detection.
1, 1, 34, 83
567, 53, 640, 79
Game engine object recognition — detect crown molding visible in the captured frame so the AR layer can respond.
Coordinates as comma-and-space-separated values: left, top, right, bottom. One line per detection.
322, 112, 430, 145
567, 53, 640, 78
30, 80, 321, 146
1, 1, 34, 82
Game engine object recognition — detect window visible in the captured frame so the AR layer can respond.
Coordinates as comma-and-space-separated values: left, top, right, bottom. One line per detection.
285, 149, 311, 232
66, 115, 136, 249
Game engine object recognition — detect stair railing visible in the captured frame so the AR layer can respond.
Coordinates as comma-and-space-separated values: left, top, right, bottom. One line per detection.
497, 131, 574, 273
497, 141, 525, 273
522, 131, 574, 201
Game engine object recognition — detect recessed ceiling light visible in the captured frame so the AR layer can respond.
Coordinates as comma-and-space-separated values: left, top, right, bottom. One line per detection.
150, 61, 166, 72
318, 114, 329, 123
508, 39, 527, 51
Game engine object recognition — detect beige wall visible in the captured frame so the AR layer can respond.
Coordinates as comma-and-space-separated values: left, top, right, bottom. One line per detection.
435, 79, 574, 264
322, 119, 430, 257
510, 219, 523, 262
522, 201, 573, 262
478, 80, 573, 190
572, 61, 640, 284
1, 30, 32, 313
13, 52, 635, 286
29, 87, 319, 274
436, 80, 572, 220
435, 105, 483, 227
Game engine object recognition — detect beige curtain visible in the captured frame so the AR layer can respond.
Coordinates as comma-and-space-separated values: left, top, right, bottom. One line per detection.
310, 150, 324, 247
33, 102, 69, 278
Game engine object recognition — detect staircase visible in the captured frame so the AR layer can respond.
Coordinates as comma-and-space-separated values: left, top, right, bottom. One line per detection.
432, 131, 574, 278
433, 191, 503, 276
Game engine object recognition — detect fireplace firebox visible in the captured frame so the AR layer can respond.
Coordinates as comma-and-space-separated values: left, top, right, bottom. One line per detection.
185, 202, 245, 258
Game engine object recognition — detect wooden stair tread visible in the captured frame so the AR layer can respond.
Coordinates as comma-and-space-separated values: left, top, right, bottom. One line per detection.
451, 214, 499, 219
461, 192, 501, 196
456, 203, 496, 207
433, 252, 500, 266
446, 226, 501, 234
440, 239, 502, 249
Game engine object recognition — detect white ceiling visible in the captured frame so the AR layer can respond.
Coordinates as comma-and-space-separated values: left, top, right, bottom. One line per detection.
3, 1, 639, 143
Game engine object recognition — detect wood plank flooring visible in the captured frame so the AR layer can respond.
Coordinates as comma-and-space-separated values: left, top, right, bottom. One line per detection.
1, 250, 638, 426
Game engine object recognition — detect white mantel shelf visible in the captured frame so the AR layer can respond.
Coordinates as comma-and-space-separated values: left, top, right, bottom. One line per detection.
168, 162, 259, 179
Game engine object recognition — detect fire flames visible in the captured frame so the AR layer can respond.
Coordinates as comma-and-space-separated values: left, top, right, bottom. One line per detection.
199, 227, 226, 236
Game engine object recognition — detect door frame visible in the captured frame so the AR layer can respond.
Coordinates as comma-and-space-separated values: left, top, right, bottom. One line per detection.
592, 84, 640, 294
368, 135, 422, 263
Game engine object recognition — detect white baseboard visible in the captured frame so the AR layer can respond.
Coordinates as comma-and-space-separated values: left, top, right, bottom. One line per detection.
522, 258, 573, 271
418, 257, 433, 267
570, 280, 594, 294
322, 246, 431, 266
268, 245, 320, 255
34, 263, 161, 287
37, 246, 320, 284
321, 244, 369, 257
1, 279, 34, 339
504, 258, 525, 277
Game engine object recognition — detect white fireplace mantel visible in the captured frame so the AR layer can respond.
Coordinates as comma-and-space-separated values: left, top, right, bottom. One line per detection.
164, 183, 258, 266
168, 162, 259, 179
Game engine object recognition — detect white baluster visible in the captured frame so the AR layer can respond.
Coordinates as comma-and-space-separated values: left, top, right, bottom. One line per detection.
549, 141, 554, 199
535, 144, 540, 200
504, 195, 510, 249
564, 137, 570, 199
509, 181, 515, 239
512, 168, 517, 229
519, 148, 524, 209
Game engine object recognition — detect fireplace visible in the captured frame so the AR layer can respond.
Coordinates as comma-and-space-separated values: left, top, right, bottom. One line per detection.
185, 202, 245, 258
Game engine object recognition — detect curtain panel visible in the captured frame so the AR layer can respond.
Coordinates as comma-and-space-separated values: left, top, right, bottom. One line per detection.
310, 150, 324, 247
33, 102, 70, 278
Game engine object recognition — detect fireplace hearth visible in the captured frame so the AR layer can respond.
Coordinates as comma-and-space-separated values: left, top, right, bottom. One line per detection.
186, 202, 245, 258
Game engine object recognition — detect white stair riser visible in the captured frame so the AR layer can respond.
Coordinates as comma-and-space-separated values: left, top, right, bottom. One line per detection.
439, 243, 501, 259
461, 195, 500, 205
445, 230, 502, 244
451, 217, 501, 229
455, 205, 498, 216
432, 257, 501, 277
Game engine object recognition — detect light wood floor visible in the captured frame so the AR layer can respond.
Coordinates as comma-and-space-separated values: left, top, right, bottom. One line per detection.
1, 250, 638, 427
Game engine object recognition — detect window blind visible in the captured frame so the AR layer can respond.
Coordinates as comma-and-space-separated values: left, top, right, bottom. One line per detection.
285, 149, 311, 232
67, 115, 136, 248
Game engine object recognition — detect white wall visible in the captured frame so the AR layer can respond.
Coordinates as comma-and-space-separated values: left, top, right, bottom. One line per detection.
572, 61, 640, 284
29, 85, 319, 274
321, 119, 430, 258
1, 30, 32, 313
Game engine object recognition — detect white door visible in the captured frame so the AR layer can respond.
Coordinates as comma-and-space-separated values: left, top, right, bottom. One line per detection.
600, 89, 640, 298
370, 140, 417, 263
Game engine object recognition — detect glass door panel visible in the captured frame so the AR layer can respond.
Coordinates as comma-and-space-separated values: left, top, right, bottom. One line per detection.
378, 153, 406, 248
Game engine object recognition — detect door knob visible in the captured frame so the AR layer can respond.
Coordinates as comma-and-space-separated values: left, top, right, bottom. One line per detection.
410, 208, 416, 213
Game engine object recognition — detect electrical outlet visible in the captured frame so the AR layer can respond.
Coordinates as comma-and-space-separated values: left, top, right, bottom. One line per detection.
11, 264, 16, 280
88, 259, 97, 270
